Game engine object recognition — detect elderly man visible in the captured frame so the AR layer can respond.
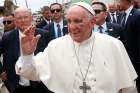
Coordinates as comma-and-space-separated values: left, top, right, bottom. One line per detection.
0, 7, 52, 93
15, 2, 137, 93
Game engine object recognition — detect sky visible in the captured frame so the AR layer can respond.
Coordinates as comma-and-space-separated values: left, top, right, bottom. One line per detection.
0, 0, 65, 13
0, 0, 114, 13
14, 0, 56, 13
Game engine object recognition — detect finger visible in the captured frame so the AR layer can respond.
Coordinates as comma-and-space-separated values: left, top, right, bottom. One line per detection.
32, 34, 41, 45
23, 25, 32, 35
23, 26, 36, 36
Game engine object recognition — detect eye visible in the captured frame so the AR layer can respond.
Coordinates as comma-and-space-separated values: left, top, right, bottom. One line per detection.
73, 19, 83, 23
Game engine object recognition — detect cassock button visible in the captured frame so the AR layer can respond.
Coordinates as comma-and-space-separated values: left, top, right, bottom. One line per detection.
94, 78, 96, 82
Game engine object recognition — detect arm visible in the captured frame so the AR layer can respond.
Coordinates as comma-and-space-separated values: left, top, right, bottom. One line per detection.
15, 47, 51, 84
114, 40, 138, 93
118, 81, 138, 93
15, 26, 51, 85
15, 54, 40, 81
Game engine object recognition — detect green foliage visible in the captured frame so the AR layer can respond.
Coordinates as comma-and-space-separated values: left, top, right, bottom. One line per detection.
71, 0, 92, 4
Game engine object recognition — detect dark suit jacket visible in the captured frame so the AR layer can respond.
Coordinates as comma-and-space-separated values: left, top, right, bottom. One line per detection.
106, 12, 123, 24
44, 20, 68, 40
120, 8, 140, 64
36, 19, 49, 29
106, 22, 123, 38
0, 28, 49, 92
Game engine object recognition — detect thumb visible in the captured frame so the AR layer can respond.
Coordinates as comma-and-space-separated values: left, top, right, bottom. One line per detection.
32, 34, 41, 45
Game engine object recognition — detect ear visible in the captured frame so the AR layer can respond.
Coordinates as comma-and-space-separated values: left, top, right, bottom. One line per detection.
104, 11, 108, 17
91, 16, 96, 26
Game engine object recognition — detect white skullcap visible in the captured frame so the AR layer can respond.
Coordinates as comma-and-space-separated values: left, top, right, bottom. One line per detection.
73, 2, 95, 16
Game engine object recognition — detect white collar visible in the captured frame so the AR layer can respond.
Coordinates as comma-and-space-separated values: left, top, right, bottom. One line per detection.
95, 22, 107, 31
18, 30, 25, 40
73, 32, 95, 46
125, 5, 133, 16
109, 12, 116, 15
54, 19, 63, 29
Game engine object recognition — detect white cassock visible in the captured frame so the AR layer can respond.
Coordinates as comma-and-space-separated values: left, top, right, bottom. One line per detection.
15, 32, 138, 93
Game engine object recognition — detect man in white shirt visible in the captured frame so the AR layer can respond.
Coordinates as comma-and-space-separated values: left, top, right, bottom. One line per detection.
15, 2, 138, 93
0, 7, 51, 93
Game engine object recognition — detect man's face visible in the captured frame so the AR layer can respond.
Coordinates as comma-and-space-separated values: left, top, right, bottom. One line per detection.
3, 15, 16, 31
50, 4, 63, 21
66, 6, 95, 43
14, 11, 32, 31
43, 10, 51, 20
108, 4, 117, 13
92, 4, 107, 25
117, 0, 128, 10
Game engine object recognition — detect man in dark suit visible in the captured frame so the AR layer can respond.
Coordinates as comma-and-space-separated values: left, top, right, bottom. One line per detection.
3, 14, 16, 32
36, 6, 51, 29
0, 7, 53, 93
118, 0, 140, 91
44, 3, 68, 40
92, 1, 123, 38
106, 2, 123, 24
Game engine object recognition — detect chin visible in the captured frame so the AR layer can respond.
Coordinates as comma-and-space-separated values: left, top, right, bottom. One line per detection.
73, 38, 82, 43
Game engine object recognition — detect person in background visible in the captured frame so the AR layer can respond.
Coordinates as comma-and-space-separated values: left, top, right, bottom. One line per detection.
15, 2, 137, 93
44, 3, 68, 40
0, 17, 4, 39
36, 6, 51, 29
92, 1, 123, 39
0, 16, 9, 93
132, 0, 140, 9
106, 2, 123, 24
3, 14, 16, 32
0, 7, 52, 93
118, 0, 140, 91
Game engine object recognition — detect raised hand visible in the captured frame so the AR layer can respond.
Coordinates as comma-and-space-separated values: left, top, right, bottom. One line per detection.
21, 26, 41, 55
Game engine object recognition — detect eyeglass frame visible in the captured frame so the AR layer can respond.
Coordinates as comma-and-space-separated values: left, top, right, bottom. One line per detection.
3, 20, 13, 25
94, 9, 105, 15
50, 9, 62, 13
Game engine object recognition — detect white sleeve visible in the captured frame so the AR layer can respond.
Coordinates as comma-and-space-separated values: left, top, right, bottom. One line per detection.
119, 81, 138, 93
15, 54, 40, 81
15, 47, 51, 85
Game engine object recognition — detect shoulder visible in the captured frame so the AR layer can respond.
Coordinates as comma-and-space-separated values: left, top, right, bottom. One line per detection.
95, 32, 122, 46
47, 35, 70, 48
131, 8, 140, 18
3, 29, 17, 39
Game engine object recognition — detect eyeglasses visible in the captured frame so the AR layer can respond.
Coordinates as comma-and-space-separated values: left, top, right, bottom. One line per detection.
94, 10, 103, 15
51, 9, 61, 13
3, 20, 13, 25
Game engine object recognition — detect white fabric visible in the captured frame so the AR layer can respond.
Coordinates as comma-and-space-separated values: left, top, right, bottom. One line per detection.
0, 79, 9, 93
16, 32, 137, 93
18, 30, 30, 86
124, 5, 133, 24
72, 35, 96, 93
94, 22, 108, 34
73, 2, 95, 16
